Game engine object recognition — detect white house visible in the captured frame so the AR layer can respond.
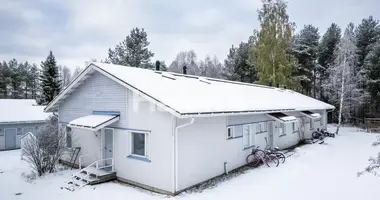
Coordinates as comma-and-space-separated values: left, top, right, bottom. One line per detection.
0, 99, 49, 151
44, 63, 334, 194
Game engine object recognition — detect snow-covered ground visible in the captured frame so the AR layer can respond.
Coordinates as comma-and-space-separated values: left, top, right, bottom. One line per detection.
0, 126, 379, 200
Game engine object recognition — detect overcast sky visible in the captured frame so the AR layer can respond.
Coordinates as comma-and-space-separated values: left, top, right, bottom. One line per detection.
0, 0, 379, 71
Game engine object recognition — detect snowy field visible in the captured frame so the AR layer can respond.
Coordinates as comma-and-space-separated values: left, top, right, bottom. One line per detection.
0, 126, 379, 200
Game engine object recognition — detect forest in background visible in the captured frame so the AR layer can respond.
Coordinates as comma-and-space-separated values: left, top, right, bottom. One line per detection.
0, 0, 379, 124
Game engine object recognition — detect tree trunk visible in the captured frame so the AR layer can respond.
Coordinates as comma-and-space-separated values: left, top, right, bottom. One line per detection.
336, 57, 346, 135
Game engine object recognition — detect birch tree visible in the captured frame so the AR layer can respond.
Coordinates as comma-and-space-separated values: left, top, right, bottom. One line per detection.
255, 0, 295, 87
324, 23, 358, 133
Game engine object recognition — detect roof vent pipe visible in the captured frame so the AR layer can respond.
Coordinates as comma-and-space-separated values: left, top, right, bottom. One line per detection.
276, 83, 279, 88
155, 60, 160, 71
183, 65, 187, 74
284, 85, 287, 89
269, 81, 273, 87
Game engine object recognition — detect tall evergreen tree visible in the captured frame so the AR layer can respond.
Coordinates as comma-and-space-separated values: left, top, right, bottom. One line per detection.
255, 0, 295, 87
107, 27, 154, 68
28, 64, 40, 99
9, 59, 23, 99
318, 23, 342, 101
40, 51, 61, 105
292, 25, 320, 96
354, 16, 379, 118
364, 40, 380, 111
0, 61, 10, 98
356, 16, 380, 70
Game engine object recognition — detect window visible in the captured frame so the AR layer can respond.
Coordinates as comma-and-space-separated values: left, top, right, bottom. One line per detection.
17, 128, 22, 135
320, 114, 324, 125
292, 122, 297, 133
279, 123, 285, 136
0, 128, 3, 136
234, 126, 243, 137
243, 124, 255, 149
227, 127, 234, 139
66, 126, 72, 148
310, 118, 314, 130
255, 122, 268, 134
23, 127, 34, 135
131, 132, 149, 158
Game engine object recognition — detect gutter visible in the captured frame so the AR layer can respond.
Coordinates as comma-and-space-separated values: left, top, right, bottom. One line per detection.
173, 117, 195, 193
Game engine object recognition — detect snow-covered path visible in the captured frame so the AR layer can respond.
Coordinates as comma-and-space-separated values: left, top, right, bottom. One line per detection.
0, 126, 379, 200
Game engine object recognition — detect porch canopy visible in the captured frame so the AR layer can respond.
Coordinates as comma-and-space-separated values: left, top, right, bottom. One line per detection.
267, 112, 297, 124
300, 111, 321, 119
68, 114, 119, 131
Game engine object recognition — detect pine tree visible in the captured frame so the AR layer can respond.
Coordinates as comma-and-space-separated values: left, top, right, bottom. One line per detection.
356, 16, 380, 69
364, 40, 380, 111
224, 33, 258, 83
355, 16, 379, 118
292, 25, 320, 96
107, 27, 154, 68
28, 64, 40, 100
40, 51, 61, 105
18, 61, 30, 98
8, 59, 23, 99
318, 23, 342, 101
255, 0, 295, 87
0, 61, 10, 98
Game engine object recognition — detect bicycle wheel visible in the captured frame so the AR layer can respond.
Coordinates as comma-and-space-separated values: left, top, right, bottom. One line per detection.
246, 154, 261, 167
312, 131, 320, 139
275, 152, 286, 163
265, 154, 279, 167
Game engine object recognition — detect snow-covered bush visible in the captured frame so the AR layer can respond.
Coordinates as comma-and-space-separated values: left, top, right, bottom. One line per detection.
22, 115, 66, 176
359, 136, 380, 176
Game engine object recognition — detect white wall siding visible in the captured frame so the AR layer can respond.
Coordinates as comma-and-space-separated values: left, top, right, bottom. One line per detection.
0, 122, 45, 151
59, 71, 127, 127
113, 91, 174, 193
177, 114, 274, 191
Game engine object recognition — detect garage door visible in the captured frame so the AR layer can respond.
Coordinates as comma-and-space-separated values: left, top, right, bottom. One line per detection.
5, 129, 17, 150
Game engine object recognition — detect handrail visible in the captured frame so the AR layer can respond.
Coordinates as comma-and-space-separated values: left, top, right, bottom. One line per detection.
78, 154, 94, 169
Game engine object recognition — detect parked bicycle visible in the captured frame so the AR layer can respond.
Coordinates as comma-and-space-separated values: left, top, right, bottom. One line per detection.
246, 146, 279, 168
312, 128, 335, 140
266, 147, 286, 163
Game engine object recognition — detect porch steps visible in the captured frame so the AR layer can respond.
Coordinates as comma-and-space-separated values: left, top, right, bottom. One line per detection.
63, 166, 116, 191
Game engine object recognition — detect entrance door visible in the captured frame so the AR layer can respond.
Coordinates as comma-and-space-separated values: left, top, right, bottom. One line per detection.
103, 129, 114, 165
5, 129, 17, 150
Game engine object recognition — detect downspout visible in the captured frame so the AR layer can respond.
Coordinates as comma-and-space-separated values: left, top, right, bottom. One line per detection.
173, 117, 195, 194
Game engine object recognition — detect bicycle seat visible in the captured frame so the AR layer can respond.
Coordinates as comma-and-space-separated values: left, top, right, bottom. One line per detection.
274, 147, 280, 151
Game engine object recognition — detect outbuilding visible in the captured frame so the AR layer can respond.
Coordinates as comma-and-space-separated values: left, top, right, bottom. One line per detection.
0, 99, 49, 150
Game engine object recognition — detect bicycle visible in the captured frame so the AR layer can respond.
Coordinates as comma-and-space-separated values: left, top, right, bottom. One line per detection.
312, 128, 335, 140
246, 146, 279, 167
321, 128, 335, 138
267, 147, 286, 164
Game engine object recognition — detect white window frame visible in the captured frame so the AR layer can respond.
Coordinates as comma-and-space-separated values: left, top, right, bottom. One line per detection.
243, 124, 255, 149
130, 131, 150, 159
17, 128, 23, 136
310, 118, 314, 130
227, 126, 234, 139
279, 123, 286, 136
65, 126, 72, 148
320, 113, 324, 126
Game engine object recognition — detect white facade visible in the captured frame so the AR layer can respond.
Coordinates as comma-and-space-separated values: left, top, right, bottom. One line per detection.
52, 64, 332, 195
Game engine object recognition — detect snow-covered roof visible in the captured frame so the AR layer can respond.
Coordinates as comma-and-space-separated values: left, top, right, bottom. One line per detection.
301, 111, 322, 119
267, 113, 298, 123
45, 63, 335, 118
68, 114, 120, 131
0, 99, 50, 124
